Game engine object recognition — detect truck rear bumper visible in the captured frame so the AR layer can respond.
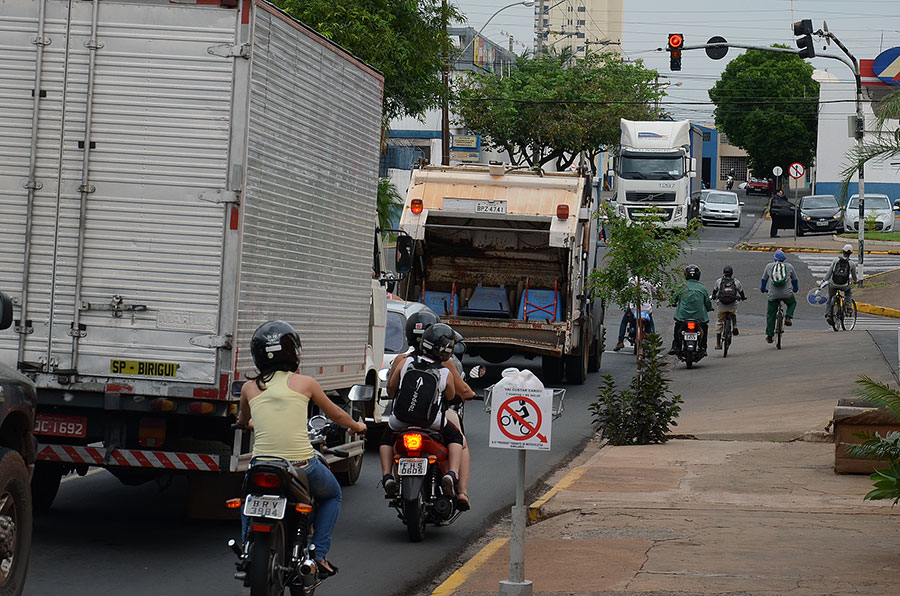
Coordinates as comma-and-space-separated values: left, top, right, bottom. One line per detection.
37, 443, 222, 472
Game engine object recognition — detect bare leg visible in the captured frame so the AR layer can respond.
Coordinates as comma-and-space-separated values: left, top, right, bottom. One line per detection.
379, 444, 394, 476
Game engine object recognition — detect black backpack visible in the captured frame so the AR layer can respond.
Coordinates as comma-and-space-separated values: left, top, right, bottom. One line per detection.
832, 259, 851, 285
718, 278, 738, 304
393, 356, 443, 427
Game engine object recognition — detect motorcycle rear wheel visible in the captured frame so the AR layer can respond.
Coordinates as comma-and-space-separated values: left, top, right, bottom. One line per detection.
250, 525, 286, 596
404, 492, 427, 543
685, 350, 693, 369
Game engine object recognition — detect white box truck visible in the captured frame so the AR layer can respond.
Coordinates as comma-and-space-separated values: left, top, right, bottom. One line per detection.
396, 164, 604, 384
0, 0, 386, 514
610, 119, 703, 229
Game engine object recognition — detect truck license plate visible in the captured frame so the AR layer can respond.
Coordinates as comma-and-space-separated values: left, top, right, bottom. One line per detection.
34, 414, 87, 438
398, 457, 428, 476
683, 332, 699, 341
475, 201, 506, 214
243, 495, 287, 519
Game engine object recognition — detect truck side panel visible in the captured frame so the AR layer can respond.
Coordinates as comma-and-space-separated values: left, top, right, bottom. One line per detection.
237, 3, 383, 391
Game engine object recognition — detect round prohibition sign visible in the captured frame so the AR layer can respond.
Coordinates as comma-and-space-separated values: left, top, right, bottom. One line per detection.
789, 162, 805, 179
497, 395, 544, 442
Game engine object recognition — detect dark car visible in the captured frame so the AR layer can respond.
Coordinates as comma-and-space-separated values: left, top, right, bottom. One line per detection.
0, 290, 36, 595
745, 177, 774, 196
796, 194, 842, 236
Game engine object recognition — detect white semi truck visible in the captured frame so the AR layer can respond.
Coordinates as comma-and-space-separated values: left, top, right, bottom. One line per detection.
396, 164, 605, 385
0, 0, 387, 515
610, 119, 703, 229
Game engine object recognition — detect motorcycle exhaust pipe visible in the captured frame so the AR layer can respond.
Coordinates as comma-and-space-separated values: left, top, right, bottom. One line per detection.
227, 539, 242, 557
299, 558, 317, 577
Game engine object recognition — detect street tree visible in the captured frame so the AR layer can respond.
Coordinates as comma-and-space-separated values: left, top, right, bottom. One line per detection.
276, 0, 459, 124
708, 48, 819, 180
453, 50, 664, 172
840, 88, 900, 197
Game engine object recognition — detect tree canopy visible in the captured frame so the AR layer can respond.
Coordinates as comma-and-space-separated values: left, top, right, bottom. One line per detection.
453, 50, 664, 171
276, 0, 459, 123
708, 48, 819, 179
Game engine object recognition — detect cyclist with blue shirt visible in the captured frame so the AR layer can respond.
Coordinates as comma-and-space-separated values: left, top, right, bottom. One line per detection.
760, 249, 799, 343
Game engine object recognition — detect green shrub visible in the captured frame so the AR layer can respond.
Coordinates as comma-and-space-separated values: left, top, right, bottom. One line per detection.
589, 333, 683, 445
844, 375, 900, 505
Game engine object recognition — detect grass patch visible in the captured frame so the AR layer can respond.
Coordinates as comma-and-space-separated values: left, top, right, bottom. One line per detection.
857, 281, 891, 290
838, 232, 900, 242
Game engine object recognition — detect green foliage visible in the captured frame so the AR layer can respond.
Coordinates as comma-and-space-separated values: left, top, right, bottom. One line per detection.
589, 334, 683, 445
708, 48, 819, 178
275, 0, 459, 123
454, 50, 664, 171
377, 177, 402, 231
864, 212, 879, 232
840, 87, 900, 201
588, 205, 700, 319
843, 375, 900, 505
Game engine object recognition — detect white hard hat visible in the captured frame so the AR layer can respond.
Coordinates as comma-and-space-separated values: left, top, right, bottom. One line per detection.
842, 244, 853, 253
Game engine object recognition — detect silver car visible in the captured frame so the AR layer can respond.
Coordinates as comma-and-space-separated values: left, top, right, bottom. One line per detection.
698, 190, 743, 228
844, 194, 895, 232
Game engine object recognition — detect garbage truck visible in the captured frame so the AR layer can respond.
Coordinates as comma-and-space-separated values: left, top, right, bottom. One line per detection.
0, 0, 388, 516
395, 164, 605, 384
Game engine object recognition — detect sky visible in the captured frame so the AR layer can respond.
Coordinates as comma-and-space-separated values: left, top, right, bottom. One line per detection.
451, 0, 900, 124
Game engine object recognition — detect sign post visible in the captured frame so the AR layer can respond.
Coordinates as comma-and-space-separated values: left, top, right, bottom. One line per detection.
789, 163, 805, 238
489, 386, 553, 596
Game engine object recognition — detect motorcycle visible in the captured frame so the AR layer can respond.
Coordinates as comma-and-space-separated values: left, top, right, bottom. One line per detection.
625, 310, 653, 355
726, 175, 735, 190
227, 384, 373, 596
675, 319, 705, 369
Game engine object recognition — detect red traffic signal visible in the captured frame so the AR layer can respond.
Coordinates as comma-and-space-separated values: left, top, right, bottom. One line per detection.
667, 33, 684, 51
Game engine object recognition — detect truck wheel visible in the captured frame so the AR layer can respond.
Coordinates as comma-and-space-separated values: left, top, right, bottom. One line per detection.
541, 356, 565, 384
30, 462, 63, 514
565, 328, 590, 385
587, 330, 604, 373
0, 448, 32, 596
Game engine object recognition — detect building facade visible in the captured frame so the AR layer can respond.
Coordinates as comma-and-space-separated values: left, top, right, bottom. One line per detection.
534, 0, 623, 59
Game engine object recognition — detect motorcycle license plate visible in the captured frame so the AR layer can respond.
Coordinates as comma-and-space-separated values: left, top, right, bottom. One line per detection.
397, 457, 428, 476
683, 332, 699, 341
243, 495, 287, 519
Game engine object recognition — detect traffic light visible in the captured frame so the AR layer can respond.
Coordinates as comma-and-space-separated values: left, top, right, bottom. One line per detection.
793, 19, 815, 59
667, 33, 683, 71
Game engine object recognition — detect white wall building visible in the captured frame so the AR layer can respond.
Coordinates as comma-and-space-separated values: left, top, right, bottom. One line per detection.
534, 0, 623, 59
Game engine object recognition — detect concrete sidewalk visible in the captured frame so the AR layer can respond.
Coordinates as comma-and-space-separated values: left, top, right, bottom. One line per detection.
430, 331, 900, 596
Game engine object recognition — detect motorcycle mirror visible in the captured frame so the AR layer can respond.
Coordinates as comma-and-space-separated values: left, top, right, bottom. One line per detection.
347, 384, 374, 402
395, 234, 413, 275
377, 368, 389, 383
230, 380, 246, 398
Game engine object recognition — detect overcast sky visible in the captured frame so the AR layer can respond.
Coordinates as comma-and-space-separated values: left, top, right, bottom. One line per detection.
452, 0, 900, 124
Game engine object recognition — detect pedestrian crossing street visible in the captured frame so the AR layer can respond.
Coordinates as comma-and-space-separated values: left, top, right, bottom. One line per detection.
794, 253, 900, 279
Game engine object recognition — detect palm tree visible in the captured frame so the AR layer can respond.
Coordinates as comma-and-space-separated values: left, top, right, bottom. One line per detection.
844, 375, 900, 505
377, 177, 402, 232
840, 89, 900, 198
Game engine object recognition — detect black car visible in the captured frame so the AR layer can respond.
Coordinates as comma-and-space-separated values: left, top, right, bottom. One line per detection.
796, 194, 842, 236
0, 291, 36, 595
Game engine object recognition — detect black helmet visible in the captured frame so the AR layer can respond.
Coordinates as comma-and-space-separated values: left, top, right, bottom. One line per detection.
723, 265, 733, 277
405, 310, 440, 350
250, 321, 302, 373
420, 323, 455, 362
685, 264, 701, 281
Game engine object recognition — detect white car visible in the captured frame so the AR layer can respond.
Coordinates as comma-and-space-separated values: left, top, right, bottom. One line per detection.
843, 194, 895, 232
698, 190, 743, 228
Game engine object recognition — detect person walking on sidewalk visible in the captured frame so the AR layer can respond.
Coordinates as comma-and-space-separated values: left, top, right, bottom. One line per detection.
822, 244, 859, 327
761, 249, 799, 343
668, 265, 713, 356
711, 265, 747, 349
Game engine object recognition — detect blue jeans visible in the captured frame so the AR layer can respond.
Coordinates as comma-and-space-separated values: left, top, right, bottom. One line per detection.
617, 311, 655, 342
241, 457, 342, 560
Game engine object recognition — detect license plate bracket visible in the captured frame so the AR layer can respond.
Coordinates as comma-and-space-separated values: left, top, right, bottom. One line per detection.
243, 495, 287, 519
34, 413, 88, 438
397, 457, 428, 476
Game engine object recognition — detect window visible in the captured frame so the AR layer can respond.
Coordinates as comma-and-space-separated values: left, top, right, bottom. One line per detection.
702, 132, 711, 142
577, 32, 585, 39
577, 6, 585, 11
719, 156, 747, 181
577, 19, 585, 25
385, 311, 408, 354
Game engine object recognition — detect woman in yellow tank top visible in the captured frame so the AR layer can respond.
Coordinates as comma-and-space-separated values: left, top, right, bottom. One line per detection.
238, 321, 366, 578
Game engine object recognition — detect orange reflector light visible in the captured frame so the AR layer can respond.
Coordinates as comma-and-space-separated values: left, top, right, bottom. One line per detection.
556, 204, 569, 220
428, 455, 437, 464
138, 417, 166, 448
410, 199, 424, 215
686, 321, 697, 331
226, 498, 242, 509
295, 503, 313, 514
402, 433, 423, 450
251, 524, 271, 533
188, 401, 215, 415
251, 472, 282, 489
149, 398, 175, 412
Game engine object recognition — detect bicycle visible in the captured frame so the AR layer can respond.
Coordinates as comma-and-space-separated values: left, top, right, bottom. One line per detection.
721, 312, 734, 358
831, 289, 857, 331
774, 301, 785, 350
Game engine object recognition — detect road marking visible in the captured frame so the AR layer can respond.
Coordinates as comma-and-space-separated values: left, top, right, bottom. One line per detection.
432, 537, 509, 595
794, 253, 900, 278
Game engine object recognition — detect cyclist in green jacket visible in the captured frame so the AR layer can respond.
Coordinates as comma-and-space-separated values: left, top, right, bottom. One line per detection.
668, 265, 714, 356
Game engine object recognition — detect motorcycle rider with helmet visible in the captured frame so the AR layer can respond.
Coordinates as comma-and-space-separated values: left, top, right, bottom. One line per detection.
668, 265, 713, 356
379, 322, 467, 506
238, 320, 366, 579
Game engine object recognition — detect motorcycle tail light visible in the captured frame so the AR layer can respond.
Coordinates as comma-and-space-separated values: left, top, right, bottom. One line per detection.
251, 524, 271, 533
403, 433, 423, 451
251, 472, 281, 489
295, 504, 313, 514
225, 498, 242, 509
686, 321, 697, 331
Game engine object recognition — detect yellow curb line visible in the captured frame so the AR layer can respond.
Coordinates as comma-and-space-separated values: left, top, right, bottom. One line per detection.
527, 465, 589, 523
856, 302, 900, 319
432, 537, 509, 595
738, 244, 900, 255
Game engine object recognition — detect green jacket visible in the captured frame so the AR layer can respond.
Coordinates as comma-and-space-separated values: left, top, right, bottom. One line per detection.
673, 279, 713, 322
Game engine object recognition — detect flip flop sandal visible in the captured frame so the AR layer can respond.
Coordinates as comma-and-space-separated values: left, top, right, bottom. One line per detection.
456, 493, 470, 512
317, 560, 339, 579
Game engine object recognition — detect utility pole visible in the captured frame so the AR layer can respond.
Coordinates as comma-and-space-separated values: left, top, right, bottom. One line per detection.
536, 0, 544, 58
441, 0, 450, 166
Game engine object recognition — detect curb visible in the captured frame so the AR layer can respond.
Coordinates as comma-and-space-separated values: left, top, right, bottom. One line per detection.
738, 244, 900, 255
527, 465, 589, 523
431, 537, 509, 595
856, 302, 900, 319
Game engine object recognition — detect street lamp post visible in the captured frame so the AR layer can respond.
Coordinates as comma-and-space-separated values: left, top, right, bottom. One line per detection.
442, 1, 534, 166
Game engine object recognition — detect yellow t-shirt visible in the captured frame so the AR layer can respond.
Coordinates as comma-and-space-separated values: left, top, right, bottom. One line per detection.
250, 371, 315, 461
